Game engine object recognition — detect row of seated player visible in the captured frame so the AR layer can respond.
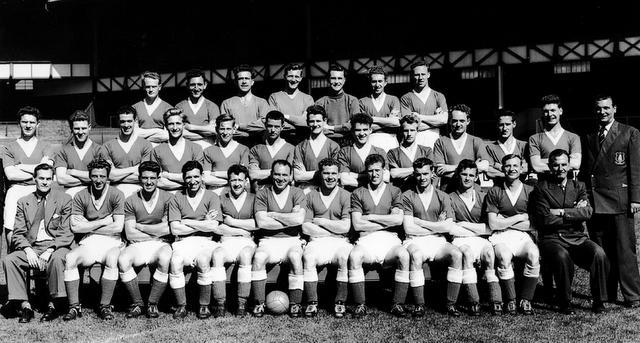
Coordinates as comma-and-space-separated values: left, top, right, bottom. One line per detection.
2, 148, 607, 322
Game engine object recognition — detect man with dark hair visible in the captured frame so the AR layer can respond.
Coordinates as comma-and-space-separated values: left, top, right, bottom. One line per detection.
150, 108, 205, 192
433, 104, 489, 192
209, 164, 257, 317
132, 71, 173, 145
359, 66, 401, 152
337, 113, 389, 190
203, 114, 250, 195
55, 110, 104, 197
248, 110, 295, 190
293, 105, 340, 192
176, 69, 221, 148
3, 106, 53, 245
168, 160, 222, 319
3, 163, 72, 322
580, 94, 640, 308
268, 63, 315, 129
400, 61, 448, 148
348, 154, 409, 318
221, 64, 271, 135
532, 149, 608, 314
117, 160, 174, 318
101, 105, 153, 199
63, 158, 125, 321
486, 109, 529, 184
314, 64, 360, 135
529, 94, 581, 179
252, 160, 306, 317
302, 158, 352, 318
449, 159, 502, 315
485, 154, 539, 315
402, 157, 465, 317
387, 114, 433, 191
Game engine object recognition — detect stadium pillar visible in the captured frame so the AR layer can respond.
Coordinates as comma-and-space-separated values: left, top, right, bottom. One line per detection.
497, 64, 504, 109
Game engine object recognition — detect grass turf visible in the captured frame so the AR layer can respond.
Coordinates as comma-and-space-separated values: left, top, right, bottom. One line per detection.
1, 270, 640, 343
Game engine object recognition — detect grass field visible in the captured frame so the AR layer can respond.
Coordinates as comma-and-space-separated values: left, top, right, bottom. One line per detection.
2, 220, 640, 342
1, 271, 640, 343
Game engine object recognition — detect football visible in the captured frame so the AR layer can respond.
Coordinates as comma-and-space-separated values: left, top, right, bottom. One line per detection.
266, 290, 289, 315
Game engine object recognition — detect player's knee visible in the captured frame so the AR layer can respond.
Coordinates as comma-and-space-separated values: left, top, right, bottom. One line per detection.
117, 254, 133, 270
396, 248, 410, 269
302, 252, 316, 269
212, 249, 225, 266
170, 255, 184, 271
336, 253, 349, 269
459, 245, 473, 261
481, 248, 495, 267
409, 250, 423, 269
449, 248, 463, 268
252, 250, 268, 268
195, 254, 211, 271
104, 250, 120, 268
525, 247, 540, 265
157, 248, 172, 270
238, 247, 254, 265
65, 252, 79, 269
348, 249, 364, 267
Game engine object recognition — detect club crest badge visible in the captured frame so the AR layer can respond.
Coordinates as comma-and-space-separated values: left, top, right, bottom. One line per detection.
614, 151, 626, 165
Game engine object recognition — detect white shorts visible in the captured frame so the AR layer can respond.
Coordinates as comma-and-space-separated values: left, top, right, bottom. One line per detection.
258, 236, 305, 264
78, 234, 125, 264
452, 236, 493, 262
488, 230, 533, 257
124, 240, 170, 266
220, 236, 256, 262
305, 236, 353, 266
416, 128, 440, 149
370, 132, 399, 153
114, 183, 142, 199
4, 184, 36, 230
356, 231, 402, 265
403, 235, 448, 262
172, 236, 220, 266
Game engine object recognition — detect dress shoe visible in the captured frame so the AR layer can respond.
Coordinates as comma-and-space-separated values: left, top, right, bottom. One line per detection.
592, 301, 606, 314
559, 304, 575, 315
41, 306, 58, 322
173, 305, 188, 319
19, 307, 34, 323
146, 304, 159, 318
62, 306, 82, 321
624, 300, 640, 309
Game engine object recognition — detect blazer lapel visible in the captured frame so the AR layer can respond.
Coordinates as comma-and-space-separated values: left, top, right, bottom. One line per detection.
44, 195, 57, 229
546, 183, 565, 208
600, 121, 619, 154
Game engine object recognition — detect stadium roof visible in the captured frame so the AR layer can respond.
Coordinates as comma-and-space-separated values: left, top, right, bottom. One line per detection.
1, 1, 639, 77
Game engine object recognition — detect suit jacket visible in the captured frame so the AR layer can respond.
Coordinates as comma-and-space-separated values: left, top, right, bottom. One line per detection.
530, 179, 592, 241
11, 190, 73, 251
579, 121, 640, 214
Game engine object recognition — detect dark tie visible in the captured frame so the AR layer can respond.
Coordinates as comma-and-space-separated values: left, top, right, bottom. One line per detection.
598, 127, 606, 146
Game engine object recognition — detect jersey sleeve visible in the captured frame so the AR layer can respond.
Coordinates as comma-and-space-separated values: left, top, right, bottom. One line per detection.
239, 146, 250, 166
402, 192, 415, 216
387, 149, 400, 169
304, 193, 314, 222
293, 143, 305, 170
336, 148, 350, 173
292, 188, 307, 210
350, 190, 364, 214
192, 144, 205, 165
54, 147, 69, 169
528, 135, 541, 157
400, 94, 412, 117
391, 187, 403, 209
111, 190, 125, 216
253, 189, 269, 213
207, 194, 222, 222
440, 192, 455, 219
203, 148, 214, 171
473, 137, 490, 160
484, 188, 500, 214
248, 146, 260, 169
208, 102, 221, 123
568, 133, 582, 154
140, 140, 153, 161
2, 144, 15, 168
389, 95, 401, 113
168, 196, 182, 223
340, 191, 351, 220
435, 91, 448, 112
72, 193, 85, 216
267, 93, 278, 108
124, 197, 136, 221
433, 138, 446, 164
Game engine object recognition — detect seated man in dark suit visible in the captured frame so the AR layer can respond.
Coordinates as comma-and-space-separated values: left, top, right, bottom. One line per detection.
531, 149, 609, 314
2, 163, 73, 322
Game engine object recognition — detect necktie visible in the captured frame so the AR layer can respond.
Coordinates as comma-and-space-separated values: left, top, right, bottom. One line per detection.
598, 127, 606, 146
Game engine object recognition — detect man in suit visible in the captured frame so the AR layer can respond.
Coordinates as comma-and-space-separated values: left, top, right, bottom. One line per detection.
3, 163, 72, 322
579, 94, 640, 307
532, 149, 609, 314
